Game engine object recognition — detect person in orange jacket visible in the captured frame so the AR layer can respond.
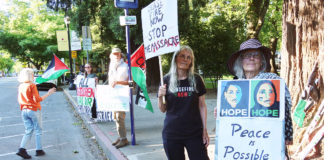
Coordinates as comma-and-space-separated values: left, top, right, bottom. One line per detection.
16, 68, 56, 159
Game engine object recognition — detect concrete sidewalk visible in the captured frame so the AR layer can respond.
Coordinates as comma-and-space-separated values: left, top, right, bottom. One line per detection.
63, 87, 216, 160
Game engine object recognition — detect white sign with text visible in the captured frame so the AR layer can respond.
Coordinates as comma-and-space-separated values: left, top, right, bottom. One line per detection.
96, 85, 130, 112
215, 79, 286, 160
141, 0, 180, 59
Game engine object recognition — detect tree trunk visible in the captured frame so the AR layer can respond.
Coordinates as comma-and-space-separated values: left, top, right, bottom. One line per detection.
146, 56, 160, 92
269, 37, 279, 74
281, 0, 324, 158
246, 0, 270, 39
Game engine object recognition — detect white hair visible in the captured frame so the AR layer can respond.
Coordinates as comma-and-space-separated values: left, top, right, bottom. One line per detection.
233, 52, 267, 79
18, 68, 34, 83
167, 45, 197, 93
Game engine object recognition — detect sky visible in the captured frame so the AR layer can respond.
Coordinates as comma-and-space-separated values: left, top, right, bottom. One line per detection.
0, 0, 10, 12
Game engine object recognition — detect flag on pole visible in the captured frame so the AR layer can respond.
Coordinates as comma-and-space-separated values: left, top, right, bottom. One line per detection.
131, 44, 153, 113
36, 55, 69, 84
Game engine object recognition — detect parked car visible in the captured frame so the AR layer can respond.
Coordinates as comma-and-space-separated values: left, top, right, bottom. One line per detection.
34, 70, 57, 91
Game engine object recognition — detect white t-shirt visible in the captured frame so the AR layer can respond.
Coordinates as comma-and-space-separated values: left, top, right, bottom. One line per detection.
108, 59, 129, 85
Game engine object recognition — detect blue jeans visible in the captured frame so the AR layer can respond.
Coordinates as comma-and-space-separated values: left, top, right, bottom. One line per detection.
20, 109, 42, 150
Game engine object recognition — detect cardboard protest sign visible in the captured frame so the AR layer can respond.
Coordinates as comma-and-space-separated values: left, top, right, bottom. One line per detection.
96, 85, 130, 112
74, 75, 96, 115
141, 0, 180, 59
215, 79, 285, 160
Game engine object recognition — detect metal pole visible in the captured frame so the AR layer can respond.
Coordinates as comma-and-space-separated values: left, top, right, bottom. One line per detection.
125, 8, 136, 145
67, 23, 75, 90
86, 50, 89, 64
73, 58, 75, 74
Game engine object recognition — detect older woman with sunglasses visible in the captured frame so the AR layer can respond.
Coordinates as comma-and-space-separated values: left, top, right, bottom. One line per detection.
215, 38, 293, 158
158, 45, 209, 160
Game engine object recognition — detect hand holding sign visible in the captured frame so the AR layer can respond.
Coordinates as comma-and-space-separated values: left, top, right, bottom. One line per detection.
158, 84, 167, 112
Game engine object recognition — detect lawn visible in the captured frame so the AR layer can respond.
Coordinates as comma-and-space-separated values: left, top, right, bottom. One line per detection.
203, 75, 233, 89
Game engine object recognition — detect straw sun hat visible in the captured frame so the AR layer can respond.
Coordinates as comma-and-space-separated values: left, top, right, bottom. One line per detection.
227, 38, 272, 75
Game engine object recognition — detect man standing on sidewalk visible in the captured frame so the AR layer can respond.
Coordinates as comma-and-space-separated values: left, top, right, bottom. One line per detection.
108, 48, 129, 148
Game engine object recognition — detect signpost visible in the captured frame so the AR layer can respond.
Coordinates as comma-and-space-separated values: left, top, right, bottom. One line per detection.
72, 51, 77, 73
114, 0, 138, 146
71, 51, 77, 59
82, 26, 92, 63
119, 16, 137, 26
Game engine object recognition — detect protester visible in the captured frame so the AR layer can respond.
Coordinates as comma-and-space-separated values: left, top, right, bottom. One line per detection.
158, 45, 209, 160
214, 38, 293, 157
84, 63, 99, 122
16, 68, 56, 159
78, 64, 85, 76
108, 48, 129, 148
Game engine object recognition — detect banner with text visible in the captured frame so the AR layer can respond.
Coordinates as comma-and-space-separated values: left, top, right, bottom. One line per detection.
56, 30, 69, 51
96, 85, 130, 112
141, 0, 180, 59
74, 75, 96, 115
215, 79, 285, 160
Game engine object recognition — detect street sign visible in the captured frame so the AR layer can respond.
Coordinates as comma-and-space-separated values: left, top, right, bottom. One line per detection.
82, 26, 92, 51
120, 16, 137, 26
71, 31, 82, 51
56, 30, 69, 51
72, 51, 77, 59
114, 0, 138, 9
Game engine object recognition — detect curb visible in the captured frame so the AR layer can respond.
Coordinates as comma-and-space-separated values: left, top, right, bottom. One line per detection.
63, 89, 128, 160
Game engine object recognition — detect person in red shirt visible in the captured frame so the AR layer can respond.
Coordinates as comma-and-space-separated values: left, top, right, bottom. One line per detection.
16, 68, 56, 159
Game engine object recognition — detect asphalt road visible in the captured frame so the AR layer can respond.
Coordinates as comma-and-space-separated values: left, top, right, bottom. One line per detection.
0, 77, 107, 160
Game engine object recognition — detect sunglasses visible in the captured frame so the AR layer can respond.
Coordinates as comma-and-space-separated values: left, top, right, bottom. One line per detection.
242, 52, 261, 59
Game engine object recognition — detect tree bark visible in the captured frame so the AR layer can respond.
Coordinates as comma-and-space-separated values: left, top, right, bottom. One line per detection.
146, 56, 160, 92
269, 37, 279, 74
282, 0, 324, 158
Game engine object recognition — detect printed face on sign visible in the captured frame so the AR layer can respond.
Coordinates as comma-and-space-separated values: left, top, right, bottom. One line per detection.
220, 81, 249, 117
256, 83, 275, 107
250, 80, 279, 118
224, 85, 242, 108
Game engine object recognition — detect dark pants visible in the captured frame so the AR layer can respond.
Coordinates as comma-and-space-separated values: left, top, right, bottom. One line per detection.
163, 136, 209, 160
91, 99, 97, 118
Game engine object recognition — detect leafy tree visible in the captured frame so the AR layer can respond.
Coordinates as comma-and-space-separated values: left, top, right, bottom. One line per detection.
0, 0, 67, 70
259, 0, 283, 74
0, 53, 15, 75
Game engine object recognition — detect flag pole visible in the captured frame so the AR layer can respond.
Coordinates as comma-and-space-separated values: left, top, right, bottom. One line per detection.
125, 8, 136, 145
158, 56, 165, 104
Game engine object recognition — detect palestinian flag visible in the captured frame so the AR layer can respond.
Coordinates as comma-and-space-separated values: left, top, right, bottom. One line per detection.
131, 44, 154, 113
36, 54, 69, 84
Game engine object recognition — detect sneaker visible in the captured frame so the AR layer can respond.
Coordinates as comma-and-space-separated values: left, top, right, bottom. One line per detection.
16, 148, 31, 159
112, 138, 120, 146
35, 150, 45, 156
115, 139, 129, 149
88, 118, 97, 124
